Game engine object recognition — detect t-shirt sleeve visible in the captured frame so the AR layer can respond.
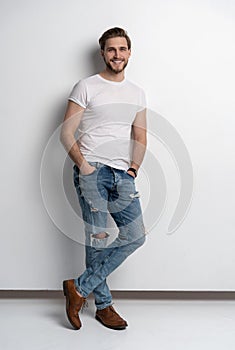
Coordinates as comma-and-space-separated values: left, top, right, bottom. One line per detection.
68, 80, 88, 108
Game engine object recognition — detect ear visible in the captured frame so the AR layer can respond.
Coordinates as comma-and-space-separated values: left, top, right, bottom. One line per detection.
100, 50, 104, 57
128, 49, 131, 58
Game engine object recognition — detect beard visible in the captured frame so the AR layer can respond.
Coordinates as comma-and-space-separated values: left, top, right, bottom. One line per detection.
104, 58, 128, 74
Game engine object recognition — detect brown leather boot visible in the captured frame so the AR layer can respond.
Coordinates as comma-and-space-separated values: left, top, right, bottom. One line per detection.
63, 279, 86, 330
95, 305, 128, 330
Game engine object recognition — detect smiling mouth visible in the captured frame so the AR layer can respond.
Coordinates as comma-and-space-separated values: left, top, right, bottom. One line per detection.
111, 60, 124, 64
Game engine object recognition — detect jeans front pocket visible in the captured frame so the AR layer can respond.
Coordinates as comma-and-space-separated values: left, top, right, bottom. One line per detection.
124, 171, 135, 181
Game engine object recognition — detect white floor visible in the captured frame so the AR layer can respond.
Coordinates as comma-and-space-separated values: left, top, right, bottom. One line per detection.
1, 297, 235, 350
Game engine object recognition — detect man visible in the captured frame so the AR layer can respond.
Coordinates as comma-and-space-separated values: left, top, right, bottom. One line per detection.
61, 27, 147, 330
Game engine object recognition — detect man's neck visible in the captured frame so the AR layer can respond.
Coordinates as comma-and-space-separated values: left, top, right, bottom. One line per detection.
99, 69, 125, 82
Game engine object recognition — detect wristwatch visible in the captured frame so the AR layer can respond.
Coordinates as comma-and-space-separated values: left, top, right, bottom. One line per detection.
127, 167, 137, 178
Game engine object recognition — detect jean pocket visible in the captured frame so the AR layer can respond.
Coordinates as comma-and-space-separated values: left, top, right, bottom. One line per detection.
79, 169, 97, 177
124, 171, 135, 181
76, 161, 98, 177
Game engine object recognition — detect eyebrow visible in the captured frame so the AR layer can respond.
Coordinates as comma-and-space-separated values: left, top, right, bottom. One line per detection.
106, 46, 128, 50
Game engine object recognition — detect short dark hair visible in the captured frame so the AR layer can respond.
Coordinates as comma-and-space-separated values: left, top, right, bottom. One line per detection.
99, 27, 131, 50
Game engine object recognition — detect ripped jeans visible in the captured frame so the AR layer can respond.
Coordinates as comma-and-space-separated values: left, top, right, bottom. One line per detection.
73, 162, 146, 310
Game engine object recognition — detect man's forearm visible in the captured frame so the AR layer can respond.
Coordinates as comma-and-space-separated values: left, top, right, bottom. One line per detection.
60, 101, 90, 170
61, 133, 96, 175
60, 133, 86, 169
130, 137, 147, 171
67, 140, 84, 168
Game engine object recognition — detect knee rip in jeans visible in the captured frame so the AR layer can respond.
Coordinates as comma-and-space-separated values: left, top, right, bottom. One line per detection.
92, 232, 109, 239
91, 232, 109, 249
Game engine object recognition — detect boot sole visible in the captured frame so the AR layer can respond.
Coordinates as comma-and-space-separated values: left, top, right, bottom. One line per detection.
95, 315, 127, 330
63, 280, 81, 330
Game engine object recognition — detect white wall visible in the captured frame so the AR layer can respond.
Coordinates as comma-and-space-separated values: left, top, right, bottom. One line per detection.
1, 0, 235, 290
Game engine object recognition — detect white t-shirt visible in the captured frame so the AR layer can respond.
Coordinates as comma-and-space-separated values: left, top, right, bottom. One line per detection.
68, 74, 146, 170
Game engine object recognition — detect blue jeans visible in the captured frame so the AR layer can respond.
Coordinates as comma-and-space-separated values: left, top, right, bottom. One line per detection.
73, 162, 146, 310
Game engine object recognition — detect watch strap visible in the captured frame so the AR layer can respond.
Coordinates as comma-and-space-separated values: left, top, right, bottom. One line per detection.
127, 167, 137, 177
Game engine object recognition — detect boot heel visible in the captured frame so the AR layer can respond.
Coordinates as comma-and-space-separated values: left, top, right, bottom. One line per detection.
63, 281, 67, 296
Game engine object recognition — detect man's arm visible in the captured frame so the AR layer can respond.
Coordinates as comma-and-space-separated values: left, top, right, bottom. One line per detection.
60, 101, 95, 175
128, 108, 147, 177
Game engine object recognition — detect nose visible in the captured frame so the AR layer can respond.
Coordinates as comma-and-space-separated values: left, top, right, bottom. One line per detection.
114, 49, 121, 58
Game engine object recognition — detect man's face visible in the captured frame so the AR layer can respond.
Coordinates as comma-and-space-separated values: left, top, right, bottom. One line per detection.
101, 37, 131, 74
